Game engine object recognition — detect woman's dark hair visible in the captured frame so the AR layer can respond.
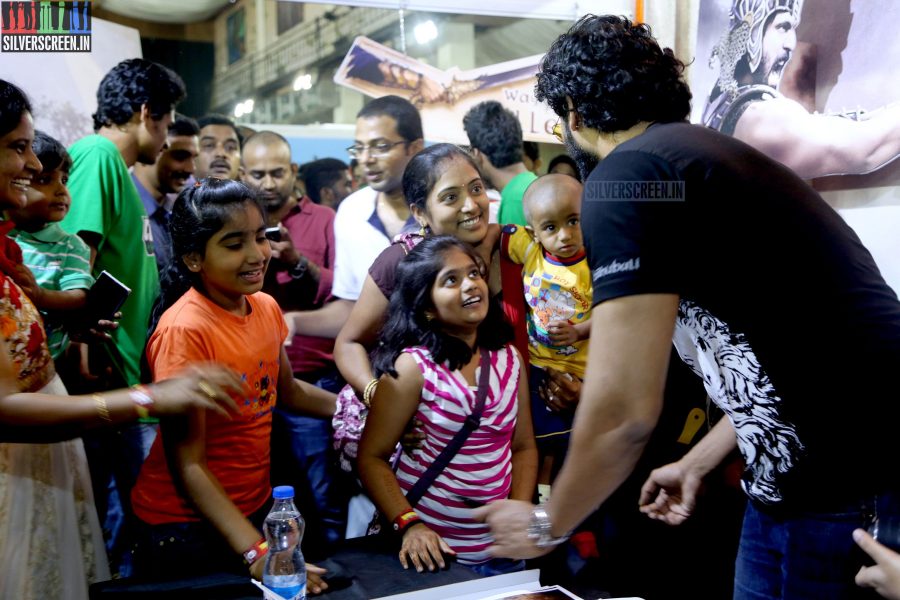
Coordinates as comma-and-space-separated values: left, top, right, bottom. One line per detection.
32, 130, 72, 173
402, 143, 481, 214
371, 236, 513, 378
93, 58, 186, 131
547, 154, 581, 182
0, 79, 32, 137
535, 15, 692, 133
148, 178, 265, 336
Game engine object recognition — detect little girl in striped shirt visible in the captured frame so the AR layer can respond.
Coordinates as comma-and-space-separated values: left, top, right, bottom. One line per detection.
358, 235, 537, 576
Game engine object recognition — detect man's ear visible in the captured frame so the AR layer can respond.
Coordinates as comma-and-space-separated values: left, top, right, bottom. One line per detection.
183, 252, 202, 272
320, 187, 334, 205
408, 138, 425, 155
139, 103, 152, 125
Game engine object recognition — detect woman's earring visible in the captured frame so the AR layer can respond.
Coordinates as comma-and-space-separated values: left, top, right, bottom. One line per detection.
419, 222, 428, 237
424, 312, 435, 322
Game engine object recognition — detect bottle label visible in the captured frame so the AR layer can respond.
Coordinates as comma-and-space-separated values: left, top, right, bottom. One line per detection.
268, 580, 305, 600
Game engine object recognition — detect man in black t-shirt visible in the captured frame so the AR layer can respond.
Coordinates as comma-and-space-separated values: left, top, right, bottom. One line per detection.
478, 15, 900, 600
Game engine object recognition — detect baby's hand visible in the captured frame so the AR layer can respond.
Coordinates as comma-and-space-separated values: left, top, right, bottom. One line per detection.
547, 320, 578, 346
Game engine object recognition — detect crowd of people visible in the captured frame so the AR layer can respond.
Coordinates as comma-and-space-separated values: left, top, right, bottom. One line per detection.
2, 9, 900, 600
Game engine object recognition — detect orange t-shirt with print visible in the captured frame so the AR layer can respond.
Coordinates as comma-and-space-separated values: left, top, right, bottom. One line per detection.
132, 288, 288, 524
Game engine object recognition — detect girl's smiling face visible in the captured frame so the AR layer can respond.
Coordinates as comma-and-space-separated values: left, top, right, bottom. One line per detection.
187, 201, 271, 315
429, 246, 489, 337
0, 112, 42, 210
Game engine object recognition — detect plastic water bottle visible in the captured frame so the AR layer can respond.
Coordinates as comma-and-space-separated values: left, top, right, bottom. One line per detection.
263, 485, 306, 600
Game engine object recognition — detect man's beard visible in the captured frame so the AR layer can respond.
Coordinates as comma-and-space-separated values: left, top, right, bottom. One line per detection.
563, 121, 600, 180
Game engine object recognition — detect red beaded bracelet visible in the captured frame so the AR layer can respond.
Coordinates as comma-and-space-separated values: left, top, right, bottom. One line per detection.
392, 510, 421, 533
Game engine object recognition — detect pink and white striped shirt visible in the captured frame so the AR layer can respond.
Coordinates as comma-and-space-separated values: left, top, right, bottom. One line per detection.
396, 345, 521, 565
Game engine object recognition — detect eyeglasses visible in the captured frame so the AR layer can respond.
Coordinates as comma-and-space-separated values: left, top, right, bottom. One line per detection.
346, 140, 408, 159
552, 107, 575, 143
552, 120, 565, 143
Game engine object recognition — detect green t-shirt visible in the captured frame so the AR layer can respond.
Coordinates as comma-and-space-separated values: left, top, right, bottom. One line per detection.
497, 171, 537, 226
60, 135, 160, 386
10, 223, 93, 361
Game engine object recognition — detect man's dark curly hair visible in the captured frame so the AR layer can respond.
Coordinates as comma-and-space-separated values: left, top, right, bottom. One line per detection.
535, 15, 691, 133
463, 101, 523, 169
92, 58, 186, 132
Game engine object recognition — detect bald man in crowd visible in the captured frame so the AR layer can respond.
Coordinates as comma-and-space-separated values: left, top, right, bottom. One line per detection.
241, 131, 345, 550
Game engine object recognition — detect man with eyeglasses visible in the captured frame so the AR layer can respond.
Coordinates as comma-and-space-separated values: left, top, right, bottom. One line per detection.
285, 95, 423, 340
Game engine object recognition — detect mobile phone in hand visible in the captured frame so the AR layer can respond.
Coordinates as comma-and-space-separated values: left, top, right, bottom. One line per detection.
84, 270, 131, 324
265, 227, 282, 243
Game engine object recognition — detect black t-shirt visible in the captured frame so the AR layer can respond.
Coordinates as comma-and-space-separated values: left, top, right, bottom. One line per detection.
583, 122, 900, 509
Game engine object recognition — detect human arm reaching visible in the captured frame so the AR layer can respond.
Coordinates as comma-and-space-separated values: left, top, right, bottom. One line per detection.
638, 417, 737, 525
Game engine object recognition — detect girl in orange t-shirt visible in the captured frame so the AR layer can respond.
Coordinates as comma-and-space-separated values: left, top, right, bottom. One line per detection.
131, 179, 334, 593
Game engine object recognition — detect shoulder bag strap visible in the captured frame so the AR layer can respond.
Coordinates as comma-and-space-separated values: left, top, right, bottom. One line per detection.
405, 349, 492, 508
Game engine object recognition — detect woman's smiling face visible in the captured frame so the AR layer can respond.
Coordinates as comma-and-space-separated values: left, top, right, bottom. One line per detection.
417, 156, 489, 245
0, 111, 42, 209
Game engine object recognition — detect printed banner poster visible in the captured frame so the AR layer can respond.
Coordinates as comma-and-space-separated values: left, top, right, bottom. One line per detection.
691, 0, 900, 187
334, 36, 558, 144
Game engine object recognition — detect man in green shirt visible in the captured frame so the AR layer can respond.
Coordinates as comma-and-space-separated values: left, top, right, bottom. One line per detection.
463, 100, 537, 226
60, 58, 186, 577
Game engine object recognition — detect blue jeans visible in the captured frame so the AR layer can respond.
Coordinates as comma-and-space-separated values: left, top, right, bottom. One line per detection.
734, 496, 894, 600
85, 422, 158, 578
270, 370, 349, 553
466, 558, 525, 577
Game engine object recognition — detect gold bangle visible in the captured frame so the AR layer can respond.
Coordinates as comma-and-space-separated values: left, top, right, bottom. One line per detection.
93, 394, 112, 424
362, 378, 379, 408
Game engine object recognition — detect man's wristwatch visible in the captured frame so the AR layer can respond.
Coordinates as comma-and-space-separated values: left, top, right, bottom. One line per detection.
289, 256, 309, 280
526, 504, 570, 548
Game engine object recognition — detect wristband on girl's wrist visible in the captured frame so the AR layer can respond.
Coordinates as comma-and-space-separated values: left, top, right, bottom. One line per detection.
129, 385, 155, 419
392, 510, 421, 534
242, 538, 269, 566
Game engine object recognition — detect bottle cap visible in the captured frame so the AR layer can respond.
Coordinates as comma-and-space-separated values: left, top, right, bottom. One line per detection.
272, 485, 295, 499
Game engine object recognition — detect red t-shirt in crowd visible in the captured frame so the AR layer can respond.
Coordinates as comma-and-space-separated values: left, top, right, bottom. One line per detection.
265, 196, 336, 376
132, 288, 288, 524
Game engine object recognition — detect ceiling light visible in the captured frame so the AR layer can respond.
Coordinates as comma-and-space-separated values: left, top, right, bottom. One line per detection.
293, 74, 313, 91
414, 20, 438, 45
233, 98, 254, 119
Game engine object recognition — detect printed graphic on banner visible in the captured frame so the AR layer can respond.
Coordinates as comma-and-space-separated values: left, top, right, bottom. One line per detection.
692, 0, 900, 185
334, 36, 558, 144
1, 1, 91, 53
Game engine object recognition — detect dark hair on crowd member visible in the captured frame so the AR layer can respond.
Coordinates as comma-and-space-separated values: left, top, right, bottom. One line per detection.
168, 114, 200, 138
92, 59, 186, 132
304, 158, 349, 204
357, 95, 423, 143
535, 15, 692, 133
0, 79, 32, 137
547, 154, 582, 182
371, 235, 513, 378
463, 101, 524, 169
32, 131, 72, 174
522, 141, 540, 164
149, 178, 265, 336
402, 143, 482, 215
197, 113, 244, 148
